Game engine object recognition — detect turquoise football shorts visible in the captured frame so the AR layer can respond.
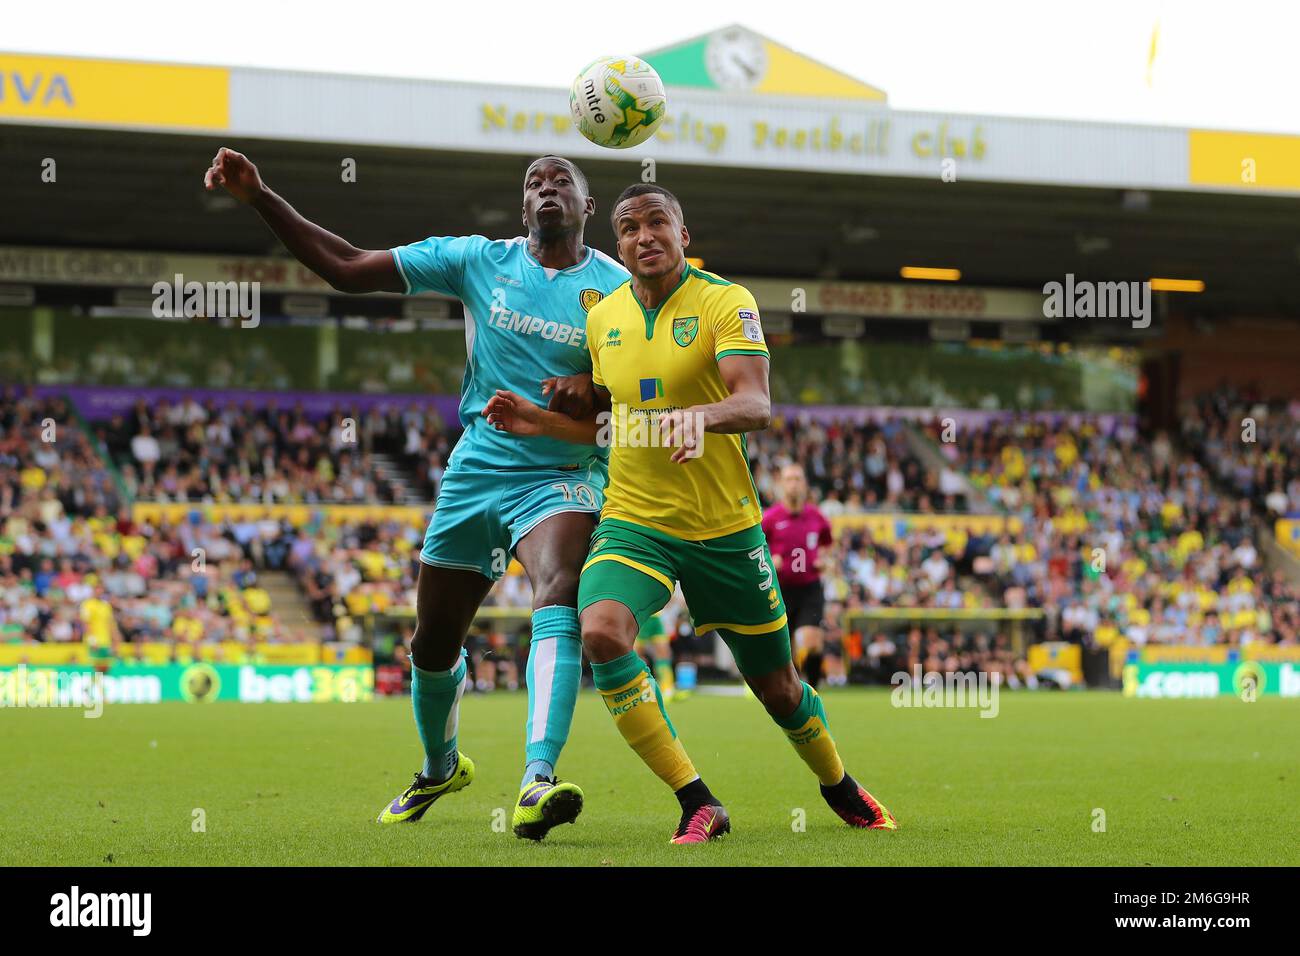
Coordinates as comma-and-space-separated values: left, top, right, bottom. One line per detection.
420, 461, 606, 580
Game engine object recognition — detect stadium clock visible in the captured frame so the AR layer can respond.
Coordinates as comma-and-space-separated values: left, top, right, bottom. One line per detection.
705, 27, 768, 92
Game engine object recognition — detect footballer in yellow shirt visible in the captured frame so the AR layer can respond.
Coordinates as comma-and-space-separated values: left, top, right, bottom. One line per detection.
80, 588, 119, 668
483, 183, 895, 842
583, 262, 767, 539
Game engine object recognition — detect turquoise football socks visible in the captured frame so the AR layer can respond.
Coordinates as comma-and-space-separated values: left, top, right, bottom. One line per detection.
411, 650, 468, 783
522, 605, 582, 788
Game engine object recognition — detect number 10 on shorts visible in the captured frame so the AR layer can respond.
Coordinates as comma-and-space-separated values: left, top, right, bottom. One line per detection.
551, 482, 598, 508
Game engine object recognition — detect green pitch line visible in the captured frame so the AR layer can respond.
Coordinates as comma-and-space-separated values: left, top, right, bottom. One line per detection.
3, 690, 1294, 867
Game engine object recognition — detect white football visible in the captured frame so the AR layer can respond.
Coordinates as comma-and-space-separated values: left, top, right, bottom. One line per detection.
569, 56, 667, 149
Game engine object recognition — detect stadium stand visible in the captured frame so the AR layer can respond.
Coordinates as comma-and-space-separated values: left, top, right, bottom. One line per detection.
750, 414, 965, 513
4, 368, 1297, 689
1182, 385, 1300, 519
93, 396, 453, 505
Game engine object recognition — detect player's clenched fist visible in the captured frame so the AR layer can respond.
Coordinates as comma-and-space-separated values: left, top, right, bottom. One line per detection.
203, 147, 265, 204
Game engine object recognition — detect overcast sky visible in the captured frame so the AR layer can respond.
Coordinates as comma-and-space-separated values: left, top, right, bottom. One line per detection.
7, 0, 1300, 134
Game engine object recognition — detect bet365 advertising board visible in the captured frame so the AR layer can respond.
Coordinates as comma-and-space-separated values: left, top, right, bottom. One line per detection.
0, 664, 374, 706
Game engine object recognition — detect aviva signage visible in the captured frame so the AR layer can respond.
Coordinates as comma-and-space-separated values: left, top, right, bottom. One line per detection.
0, 52, 228, 129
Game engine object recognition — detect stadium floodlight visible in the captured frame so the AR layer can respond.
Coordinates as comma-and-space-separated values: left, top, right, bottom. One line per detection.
1148, 277, 1205, 292
900, 266, 961, 281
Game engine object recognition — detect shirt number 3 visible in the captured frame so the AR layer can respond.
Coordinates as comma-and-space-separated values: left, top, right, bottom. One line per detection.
748, 546, 774, 591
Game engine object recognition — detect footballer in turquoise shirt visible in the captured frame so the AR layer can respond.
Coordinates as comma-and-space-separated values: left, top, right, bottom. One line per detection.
203, 147, 625, 839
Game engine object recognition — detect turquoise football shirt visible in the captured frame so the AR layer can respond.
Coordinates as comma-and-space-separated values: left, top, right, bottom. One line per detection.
391, 235, 628, 472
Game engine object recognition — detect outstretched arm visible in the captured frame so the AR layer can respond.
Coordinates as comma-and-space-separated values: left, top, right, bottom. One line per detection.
483, 389, 604, 446
660, 354, 771, 463
203, 147, 403, 294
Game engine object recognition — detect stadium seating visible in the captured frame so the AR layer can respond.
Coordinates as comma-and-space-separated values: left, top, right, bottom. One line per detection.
1181, 385, 1300, 518
93, 396, 453, 505
4, 383, 1296, 687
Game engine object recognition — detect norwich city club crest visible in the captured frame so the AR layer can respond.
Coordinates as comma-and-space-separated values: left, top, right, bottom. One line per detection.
580, 289, 604, 313
673, 316, 699, 347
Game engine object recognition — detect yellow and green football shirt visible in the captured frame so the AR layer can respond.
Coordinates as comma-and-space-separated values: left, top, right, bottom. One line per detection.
587, 264, 768, 540
80, 597, 115, 647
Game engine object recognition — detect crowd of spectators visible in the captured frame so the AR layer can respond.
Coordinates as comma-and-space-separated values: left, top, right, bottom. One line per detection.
818, 525, 992, 612
2, 506, 294, 649
95, 397, 454, 505
1, 393, 298, 649
282, 514, 537, 640
851, 626, 1036, 688
1182, 385, 1300, 519
747, 407, 1298, 658
927, 415, 1296, 649
750, 414, 967, 513
5, 386, 1297, 684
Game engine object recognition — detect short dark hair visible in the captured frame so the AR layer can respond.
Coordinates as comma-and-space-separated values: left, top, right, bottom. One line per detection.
526, 155, 589, 197
610, 183, 683, 229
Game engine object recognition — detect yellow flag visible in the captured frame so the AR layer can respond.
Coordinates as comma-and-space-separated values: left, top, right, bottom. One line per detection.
1146, 20, 1160, 87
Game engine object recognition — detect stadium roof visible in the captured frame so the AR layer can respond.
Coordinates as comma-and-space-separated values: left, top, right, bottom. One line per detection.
2, 122, 1299, 318
2, 48, 1299, 318
4, 48, 1300, 195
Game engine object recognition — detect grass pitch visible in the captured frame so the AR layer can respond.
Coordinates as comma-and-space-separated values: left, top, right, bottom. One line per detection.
4, 688, 1295, 866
